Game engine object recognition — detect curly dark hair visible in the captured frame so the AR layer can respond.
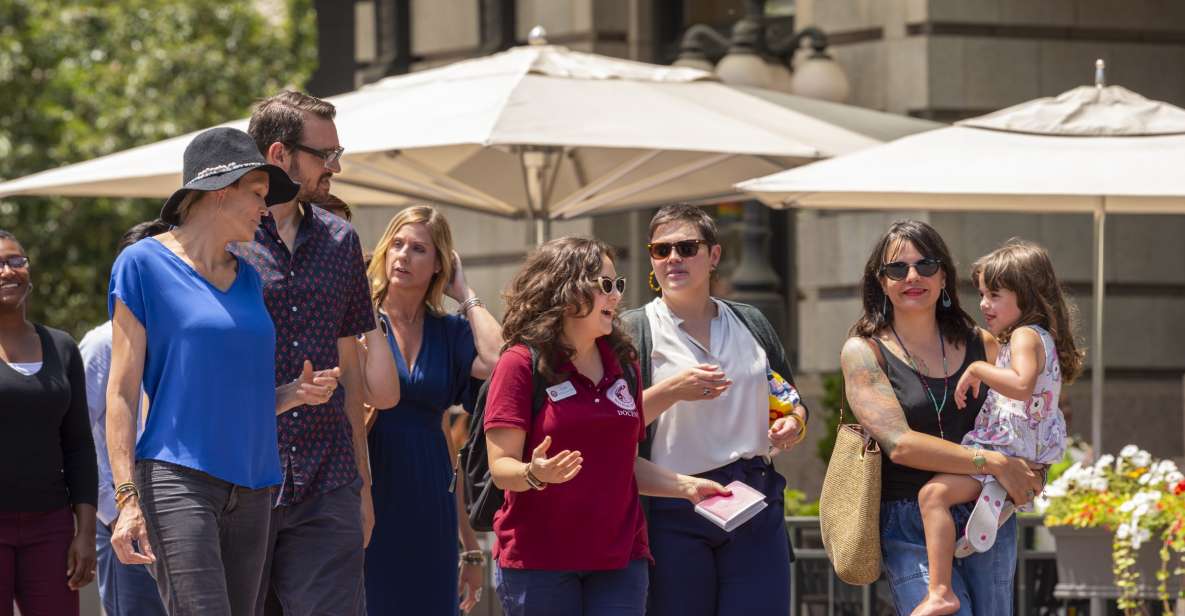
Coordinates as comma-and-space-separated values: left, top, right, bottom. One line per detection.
850, 220, 977, 345
501, 236, 636, 384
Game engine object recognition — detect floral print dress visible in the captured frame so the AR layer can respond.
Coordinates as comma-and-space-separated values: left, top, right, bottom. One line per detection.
962, 325, 1067, 510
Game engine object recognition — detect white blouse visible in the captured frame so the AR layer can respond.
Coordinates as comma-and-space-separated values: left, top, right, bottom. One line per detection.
646, 297, 770, 475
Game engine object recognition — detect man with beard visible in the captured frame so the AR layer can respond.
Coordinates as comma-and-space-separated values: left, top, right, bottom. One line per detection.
233, 90, 399, 616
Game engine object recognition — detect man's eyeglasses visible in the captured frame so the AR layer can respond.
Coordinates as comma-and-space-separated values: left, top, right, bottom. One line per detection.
647, 239, 709, 260
593, 276, 627, 295
880, 258, 941, 281
289, 143, 345, 168
0, 256, 29, 271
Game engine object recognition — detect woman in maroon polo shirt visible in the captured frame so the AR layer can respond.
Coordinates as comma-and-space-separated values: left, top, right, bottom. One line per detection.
484, 236, 729, 616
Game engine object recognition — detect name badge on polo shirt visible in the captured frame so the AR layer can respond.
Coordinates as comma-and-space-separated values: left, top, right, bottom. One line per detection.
546, 381, 578, 402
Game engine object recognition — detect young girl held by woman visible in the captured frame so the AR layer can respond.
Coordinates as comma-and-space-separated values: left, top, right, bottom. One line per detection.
912, 239, 1084, 616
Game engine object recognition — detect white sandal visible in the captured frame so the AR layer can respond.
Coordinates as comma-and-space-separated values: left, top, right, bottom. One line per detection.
964, 481, 1012, 553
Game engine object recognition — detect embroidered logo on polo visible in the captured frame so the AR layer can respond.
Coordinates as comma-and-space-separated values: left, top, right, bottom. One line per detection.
607, 378, 637, 417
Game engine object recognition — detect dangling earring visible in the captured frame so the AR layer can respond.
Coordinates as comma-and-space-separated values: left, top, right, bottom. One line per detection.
648, 271, 662, 294
941, 288, 953, 309
881, 294, 888, 317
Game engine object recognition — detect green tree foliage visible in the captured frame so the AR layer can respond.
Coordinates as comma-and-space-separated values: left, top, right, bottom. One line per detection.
815, 371, 845, 465
0, 0, 317, 338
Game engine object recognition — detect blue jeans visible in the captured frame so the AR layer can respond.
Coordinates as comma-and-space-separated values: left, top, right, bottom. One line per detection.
880, 499, 1017, 615
646, 457, 791, 616
96, 522, 167, 616
494, 559, 648, 616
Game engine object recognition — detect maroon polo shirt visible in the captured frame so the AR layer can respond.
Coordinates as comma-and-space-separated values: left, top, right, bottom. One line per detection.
484, 339, 652, 571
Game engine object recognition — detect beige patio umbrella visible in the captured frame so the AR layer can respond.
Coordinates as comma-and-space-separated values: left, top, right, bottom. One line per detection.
738, 65, 1185, 455
0, 37, 887, 244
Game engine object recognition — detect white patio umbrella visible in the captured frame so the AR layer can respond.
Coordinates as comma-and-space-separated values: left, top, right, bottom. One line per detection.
0, 36, 883, 244
738, 68, 1185, 455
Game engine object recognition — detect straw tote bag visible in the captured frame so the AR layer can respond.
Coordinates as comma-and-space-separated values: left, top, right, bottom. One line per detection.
819, 340, 884, 586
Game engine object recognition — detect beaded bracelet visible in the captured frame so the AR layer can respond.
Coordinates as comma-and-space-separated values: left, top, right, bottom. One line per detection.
459, 549, 486, 567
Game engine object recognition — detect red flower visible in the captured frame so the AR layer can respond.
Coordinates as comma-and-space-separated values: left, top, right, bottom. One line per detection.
1174, 480, 1185, 496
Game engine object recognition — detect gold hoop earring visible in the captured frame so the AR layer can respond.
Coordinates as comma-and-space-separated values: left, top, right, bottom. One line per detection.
648, 271, 662, 294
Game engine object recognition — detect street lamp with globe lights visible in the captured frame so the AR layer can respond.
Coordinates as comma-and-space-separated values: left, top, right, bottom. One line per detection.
671, 1, 850, 348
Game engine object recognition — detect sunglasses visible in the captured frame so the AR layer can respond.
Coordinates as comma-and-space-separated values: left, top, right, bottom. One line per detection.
290, 142, 345, 168
880, 258, 942, 281
647, 239, 709, 260
0, 256, 30, 271
593, 276, 627, 295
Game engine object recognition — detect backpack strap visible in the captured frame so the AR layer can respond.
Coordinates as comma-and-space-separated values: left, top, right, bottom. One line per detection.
528, 346, 548, 417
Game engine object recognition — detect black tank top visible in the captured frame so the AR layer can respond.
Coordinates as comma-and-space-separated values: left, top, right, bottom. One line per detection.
875, 330, 987, 502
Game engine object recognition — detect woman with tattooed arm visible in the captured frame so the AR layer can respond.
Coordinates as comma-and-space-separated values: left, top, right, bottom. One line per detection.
839, 220, 1043, 616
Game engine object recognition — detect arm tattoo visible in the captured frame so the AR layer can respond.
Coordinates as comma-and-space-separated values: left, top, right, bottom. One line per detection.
840, 338, 910, 456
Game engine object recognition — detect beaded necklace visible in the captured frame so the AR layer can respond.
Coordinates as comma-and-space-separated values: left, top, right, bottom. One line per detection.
889, 324, 950, 439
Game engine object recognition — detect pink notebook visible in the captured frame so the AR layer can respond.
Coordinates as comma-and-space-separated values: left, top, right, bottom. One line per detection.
694, 480, 768, 532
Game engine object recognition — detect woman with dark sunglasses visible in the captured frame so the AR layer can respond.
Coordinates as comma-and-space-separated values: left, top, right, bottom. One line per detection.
838, 220, 1044, 615
619, 204, 808, 616
484, 236, 727, 616
0, 229, 98, 615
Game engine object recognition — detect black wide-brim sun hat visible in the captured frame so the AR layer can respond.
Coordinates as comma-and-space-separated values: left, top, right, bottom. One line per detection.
160, 126, 301, 226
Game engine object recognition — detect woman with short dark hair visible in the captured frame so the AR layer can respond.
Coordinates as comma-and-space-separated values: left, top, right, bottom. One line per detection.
0, 228, 98, 616
621, 204, 808, 616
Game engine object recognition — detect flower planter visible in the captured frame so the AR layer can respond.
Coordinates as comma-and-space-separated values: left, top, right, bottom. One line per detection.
1050, 525, 1180, 600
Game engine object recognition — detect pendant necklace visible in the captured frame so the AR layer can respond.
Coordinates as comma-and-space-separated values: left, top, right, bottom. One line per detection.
890, 324, 950, 439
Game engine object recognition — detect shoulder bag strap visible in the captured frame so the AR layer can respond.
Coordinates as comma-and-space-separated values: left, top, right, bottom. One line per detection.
840, 337, 887, 425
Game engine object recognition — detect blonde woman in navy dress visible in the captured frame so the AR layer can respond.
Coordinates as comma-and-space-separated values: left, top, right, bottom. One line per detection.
364, 205, 502, 615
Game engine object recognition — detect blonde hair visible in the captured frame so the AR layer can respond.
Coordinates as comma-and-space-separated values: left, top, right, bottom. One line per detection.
367, 205, 455, 316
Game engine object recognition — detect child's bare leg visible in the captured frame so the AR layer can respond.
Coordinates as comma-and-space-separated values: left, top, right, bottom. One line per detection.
911, 473, 985, 616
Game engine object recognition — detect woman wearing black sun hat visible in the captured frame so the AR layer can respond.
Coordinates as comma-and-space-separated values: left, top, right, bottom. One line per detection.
104, 126, 342, 615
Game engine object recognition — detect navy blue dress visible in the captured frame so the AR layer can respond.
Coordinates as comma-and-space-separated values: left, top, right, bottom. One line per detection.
365, 311, 476, 616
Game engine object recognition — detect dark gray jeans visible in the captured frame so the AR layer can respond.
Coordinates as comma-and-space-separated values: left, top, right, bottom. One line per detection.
136, 459, 272, 616
258, 477, 366, 616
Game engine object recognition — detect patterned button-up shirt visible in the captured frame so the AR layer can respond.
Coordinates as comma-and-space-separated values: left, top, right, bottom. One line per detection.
230, 204, 375, 506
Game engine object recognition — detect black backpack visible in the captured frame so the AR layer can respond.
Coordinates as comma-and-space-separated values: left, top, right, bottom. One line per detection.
459, 347, 637, 532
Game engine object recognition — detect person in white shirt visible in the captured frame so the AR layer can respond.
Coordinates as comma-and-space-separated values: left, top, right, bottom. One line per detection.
620, 204, 809, 616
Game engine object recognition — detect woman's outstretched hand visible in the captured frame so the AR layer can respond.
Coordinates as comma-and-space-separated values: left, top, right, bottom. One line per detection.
528, 435, 582, 485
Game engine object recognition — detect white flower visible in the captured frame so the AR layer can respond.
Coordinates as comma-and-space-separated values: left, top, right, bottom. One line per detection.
1096, 454, 1115, 468
1133, 450, 1153, 468
1043, 483, 1067, 499
1121, 445, 1139, 459
1166, 472, 1184, 488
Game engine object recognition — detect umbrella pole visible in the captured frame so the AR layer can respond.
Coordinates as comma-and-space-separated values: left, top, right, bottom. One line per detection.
534, 216, 551, 247
519, 147, 561, 245
1091, 203, 1106, 457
